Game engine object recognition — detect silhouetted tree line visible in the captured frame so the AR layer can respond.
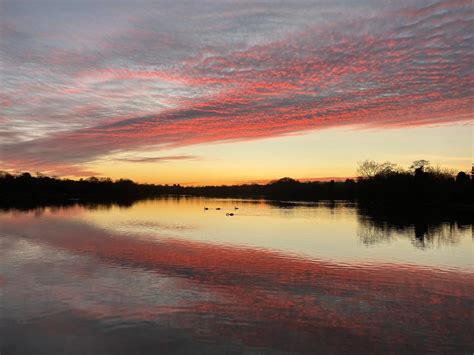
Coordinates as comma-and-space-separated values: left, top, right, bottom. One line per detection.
179, 177, 357, 201
1, 160, 472, 208
355, 159, 472, 207
0, 172, 180, 208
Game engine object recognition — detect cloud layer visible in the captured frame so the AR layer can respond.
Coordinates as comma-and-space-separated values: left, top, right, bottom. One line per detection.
1, 0, 473, 175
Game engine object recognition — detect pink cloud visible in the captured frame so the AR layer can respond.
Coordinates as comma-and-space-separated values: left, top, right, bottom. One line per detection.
1, 0, 473, 175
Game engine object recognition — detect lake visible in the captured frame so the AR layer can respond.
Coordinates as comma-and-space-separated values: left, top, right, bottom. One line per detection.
0, 197, 472, 354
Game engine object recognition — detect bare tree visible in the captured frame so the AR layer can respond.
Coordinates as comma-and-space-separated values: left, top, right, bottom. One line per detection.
357, 160, 380, 178
410, 160, 430, 172
357, 160, 397, 179
378, 161, 398, 176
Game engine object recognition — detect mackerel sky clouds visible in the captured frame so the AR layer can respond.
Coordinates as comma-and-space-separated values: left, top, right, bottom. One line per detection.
1, 0, 473, 182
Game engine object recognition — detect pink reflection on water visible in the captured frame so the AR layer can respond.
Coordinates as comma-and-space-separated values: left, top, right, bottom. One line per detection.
1, 210, 473, 353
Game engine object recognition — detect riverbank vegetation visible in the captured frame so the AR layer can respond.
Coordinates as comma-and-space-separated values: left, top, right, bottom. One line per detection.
1, 160, 472, 209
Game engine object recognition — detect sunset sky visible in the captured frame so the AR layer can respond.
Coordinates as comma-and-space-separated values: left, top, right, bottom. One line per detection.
1, 0, 472, 185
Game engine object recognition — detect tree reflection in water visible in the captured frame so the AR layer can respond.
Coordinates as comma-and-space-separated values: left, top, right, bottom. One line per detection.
357, 207, 471, 249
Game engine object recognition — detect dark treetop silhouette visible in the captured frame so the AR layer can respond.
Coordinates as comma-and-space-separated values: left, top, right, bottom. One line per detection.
1, 160, 472, 210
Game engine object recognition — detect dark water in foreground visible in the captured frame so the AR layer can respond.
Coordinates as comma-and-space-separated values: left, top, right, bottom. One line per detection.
0, 198, 472, 354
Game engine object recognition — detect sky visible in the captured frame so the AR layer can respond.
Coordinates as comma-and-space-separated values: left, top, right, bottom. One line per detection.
1, 0, 473, 185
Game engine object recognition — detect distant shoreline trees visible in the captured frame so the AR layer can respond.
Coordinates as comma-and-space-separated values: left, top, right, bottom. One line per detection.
0, 160, 472, 208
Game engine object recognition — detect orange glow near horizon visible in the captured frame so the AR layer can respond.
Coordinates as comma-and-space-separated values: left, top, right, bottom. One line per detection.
57, 123, 470, 185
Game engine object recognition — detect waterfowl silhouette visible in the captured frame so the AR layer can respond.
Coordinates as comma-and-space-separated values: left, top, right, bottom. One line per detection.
234, 207, 239, 210
216, 207, 221, 210
226, 213, 235, 216
204, 207, 209, 210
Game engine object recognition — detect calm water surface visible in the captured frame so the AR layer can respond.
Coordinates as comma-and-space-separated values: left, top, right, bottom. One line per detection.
1, 198, 472, 354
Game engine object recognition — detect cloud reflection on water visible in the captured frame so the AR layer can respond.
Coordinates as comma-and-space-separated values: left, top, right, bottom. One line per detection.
0, 199, 472, 353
